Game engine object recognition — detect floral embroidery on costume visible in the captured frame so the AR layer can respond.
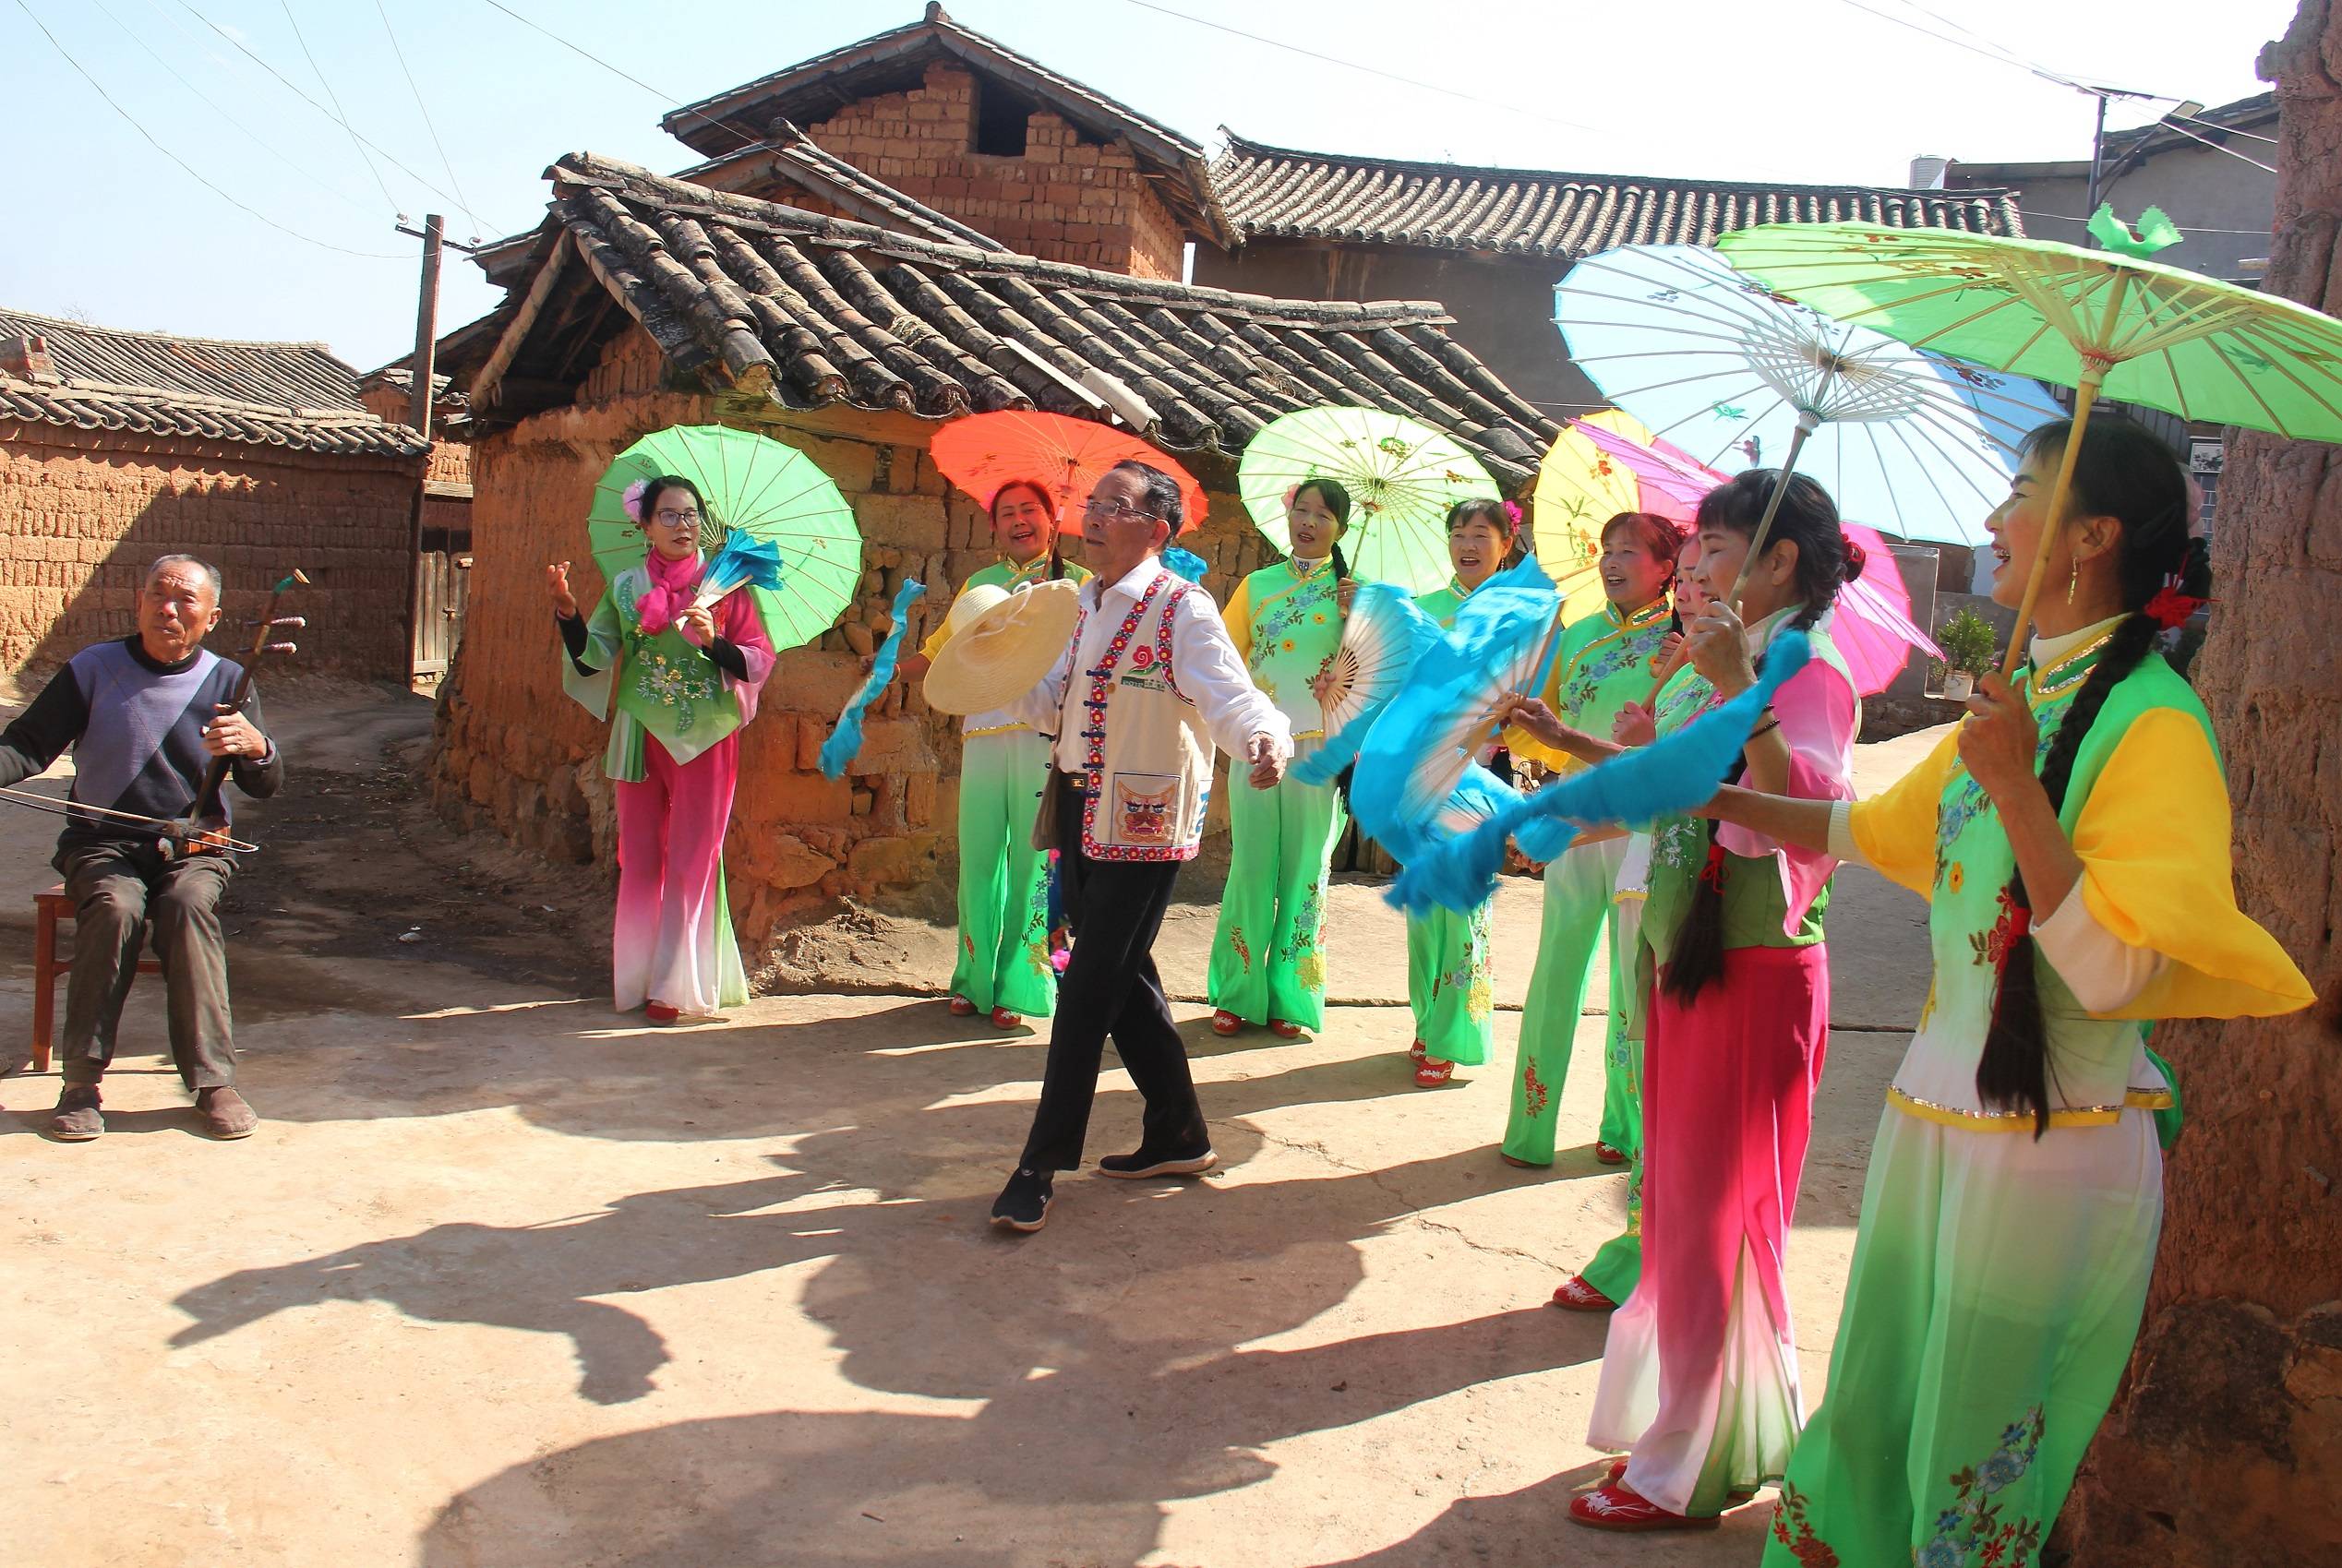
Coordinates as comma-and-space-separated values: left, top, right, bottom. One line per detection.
1967, 884, 2026, 972
1522, 1057, 1550, 1118
1913, 1408, 2047, 1568
1228, 928, 1253, 972
1768, 1480, 1841, 1568
1278, 881, 1327, 994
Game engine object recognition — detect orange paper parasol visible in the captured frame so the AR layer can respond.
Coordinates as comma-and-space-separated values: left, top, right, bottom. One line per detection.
931, 411, 1209, 531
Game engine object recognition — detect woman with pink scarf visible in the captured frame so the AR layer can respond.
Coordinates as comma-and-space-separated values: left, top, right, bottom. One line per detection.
547, 474, 775, 1022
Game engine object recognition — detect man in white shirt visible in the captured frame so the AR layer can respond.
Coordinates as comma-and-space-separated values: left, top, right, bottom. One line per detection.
992, 461, 1291, 1232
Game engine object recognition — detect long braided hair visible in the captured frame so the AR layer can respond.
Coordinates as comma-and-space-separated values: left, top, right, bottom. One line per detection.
1976, 417, 2205, 1135
1663, 470, 1859, 1003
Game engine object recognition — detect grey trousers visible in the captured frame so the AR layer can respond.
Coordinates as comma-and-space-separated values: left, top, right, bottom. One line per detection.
55, 842, 237, 1091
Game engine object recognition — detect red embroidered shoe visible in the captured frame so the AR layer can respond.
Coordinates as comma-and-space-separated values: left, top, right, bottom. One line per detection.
1593, 1141, 1627, 1166
947, 996, 979, 1017
1210, 1010, 1243, 1036
1567, 1484, 1719, 1532
1598, 1457, 1758, 1503
1498, 1152, 1547, 1169
1413, 1058, 1457, 1087
1550, 1275, 1616, 1311
989, 1007, 1023, 1031
644, 1001, 680, 1025
1267, 1019, 1304, 1039
1406, 1037, 1428, 1064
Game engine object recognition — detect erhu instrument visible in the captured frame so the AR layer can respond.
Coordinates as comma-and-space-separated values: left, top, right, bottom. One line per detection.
0, 569, 308, 859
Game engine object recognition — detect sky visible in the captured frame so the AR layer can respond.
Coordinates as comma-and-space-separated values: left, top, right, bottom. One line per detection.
3, 0, 2289, 372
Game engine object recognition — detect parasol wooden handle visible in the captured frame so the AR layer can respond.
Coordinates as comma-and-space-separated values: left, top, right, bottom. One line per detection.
1997, 373, 2104, 681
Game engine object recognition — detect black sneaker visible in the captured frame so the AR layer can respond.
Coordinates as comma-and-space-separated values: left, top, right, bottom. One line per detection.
991, 1167, 1054, 1232
1097, 1142, 1218, 1179
48, 1085, 103, 1142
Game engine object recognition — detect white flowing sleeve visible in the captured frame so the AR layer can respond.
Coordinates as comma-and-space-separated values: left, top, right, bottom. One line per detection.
1171, 589, 1291, 760
2033, 878, 2170, 1013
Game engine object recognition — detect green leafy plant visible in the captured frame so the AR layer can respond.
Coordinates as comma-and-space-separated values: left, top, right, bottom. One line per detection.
1936, 607, 2000, 678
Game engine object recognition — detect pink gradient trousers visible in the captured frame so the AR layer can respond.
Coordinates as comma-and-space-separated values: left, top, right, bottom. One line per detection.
1593, 943, 1831, 1514
612, 732, 739, 1016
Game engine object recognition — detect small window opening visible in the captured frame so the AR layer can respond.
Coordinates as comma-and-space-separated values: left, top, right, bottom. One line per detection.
973, 80, 1031, 156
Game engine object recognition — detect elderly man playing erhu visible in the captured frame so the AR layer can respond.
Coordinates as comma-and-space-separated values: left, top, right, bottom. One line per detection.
0, 555, 281, 1141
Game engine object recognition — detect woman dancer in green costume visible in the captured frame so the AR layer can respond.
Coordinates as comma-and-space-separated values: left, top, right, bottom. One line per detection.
1500, 511, 1682, 1167
902, 481, 1089, 1031
1405, 497, 1519, 1087
1704, 420, 2312, 1563
1554, 533, 1707, 1310
1208, 478, 1353, 1038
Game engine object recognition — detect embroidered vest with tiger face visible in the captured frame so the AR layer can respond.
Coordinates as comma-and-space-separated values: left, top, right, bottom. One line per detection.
1061, 570, 1213, 862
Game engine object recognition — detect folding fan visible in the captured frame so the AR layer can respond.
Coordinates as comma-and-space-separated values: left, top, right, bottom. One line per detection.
1291, 581, 1441, 787
1349, 556, 1565, 861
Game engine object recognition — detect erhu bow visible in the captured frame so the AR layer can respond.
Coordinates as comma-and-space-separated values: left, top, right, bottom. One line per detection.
167, 569, 309, 857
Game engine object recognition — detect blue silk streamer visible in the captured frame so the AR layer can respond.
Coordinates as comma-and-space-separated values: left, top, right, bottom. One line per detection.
1163, 545, 1209, 582
819, 577, 929, 779
1386, 631, 1814, 916
700, 529, 786, 601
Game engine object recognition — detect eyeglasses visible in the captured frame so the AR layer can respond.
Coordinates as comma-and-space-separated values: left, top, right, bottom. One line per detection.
1082, 497, 1162, 525
653, 509, 702, 527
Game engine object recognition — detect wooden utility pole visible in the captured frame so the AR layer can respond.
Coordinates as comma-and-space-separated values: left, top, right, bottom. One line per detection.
400, 214, 444, 685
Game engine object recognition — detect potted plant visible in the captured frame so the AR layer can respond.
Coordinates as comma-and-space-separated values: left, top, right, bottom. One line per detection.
1935, 607, 1999, 700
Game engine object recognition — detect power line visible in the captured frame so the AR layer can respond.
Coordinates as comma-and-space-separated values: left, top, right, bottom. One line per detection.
473, 0, 785, 150
279, 0, 398, 215
2165, 110, 2276, 146
372, 0, 485, 234
86, 0, 375, 216
2152, 114, 2278, 174
1121, 0, 1608, 138
13, 0, 403, 258
2021, 209, 2270, 236
169, 0, 496, 229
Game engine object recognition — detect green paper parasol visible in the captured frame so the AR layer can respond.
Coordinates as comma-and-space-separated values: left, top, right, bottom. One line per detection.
588, 425, 861, 653
1238, 406, 1500, 595
1716, 209, 2342, 670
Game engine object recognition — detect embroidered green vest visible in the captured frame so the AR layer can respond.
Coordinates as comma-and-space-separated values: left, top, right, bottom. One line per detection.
1891, 633, 2196, 1130
560, 563, 744, 783
1238, 557, 1343, 740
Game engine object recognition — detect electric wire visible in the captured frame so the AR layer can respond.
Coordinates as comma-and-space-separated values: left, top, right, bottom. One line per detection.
1120, 0, 1608, 138
372, 0, 486, 234
13, 0, 404, 258
169, 0, 496, 229
280, 0, 399, 215
86, 0, 376, 217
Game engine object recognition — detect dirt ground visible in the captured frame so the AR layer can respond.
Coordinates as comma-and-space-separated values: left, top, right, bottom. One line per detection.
0, 683, 1940, 1568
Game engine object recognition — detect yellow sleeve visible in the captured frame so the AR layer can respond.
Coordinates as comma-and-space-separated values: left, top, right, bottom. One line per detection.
2071, 708, 2314, 1021
1221, 578, 1255, 664
1505, 609, 1578, 771
1847, 725, 1962, 898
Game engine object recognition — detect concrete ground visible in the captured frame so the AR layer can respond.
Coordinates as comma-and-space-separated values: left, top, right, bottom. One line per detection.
0, 685, 1944, 1568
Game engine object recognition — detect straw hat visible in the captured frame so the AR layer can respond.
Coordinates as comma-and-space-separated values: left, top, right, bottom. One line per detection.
923, 578, 1084, 715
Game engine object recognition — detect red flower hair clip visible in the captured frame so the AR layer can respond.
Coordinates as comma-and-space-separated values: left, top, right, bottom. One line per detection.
2143, 585, 2206, 630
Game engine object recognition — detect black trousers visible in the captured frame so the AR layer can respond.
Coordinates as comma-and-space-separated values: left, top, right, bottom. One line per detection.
1017, 773, 1207, 1171
56, 841, 238, 1091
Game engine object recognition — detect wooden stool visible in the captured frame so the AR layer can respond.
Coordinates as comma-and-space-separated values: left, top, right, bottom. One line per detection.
31, 884, 162, 1072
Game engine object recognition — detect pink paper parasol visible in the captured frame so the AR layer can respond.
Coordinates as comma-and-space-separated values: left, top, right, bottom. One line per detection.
1565, 419, 1936, 697
1832, 520, 1939, 698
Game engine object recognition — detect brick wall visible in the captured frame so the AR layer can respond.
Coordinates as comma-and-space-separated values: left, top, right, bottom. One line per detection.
778, 62, 1186, 277
0, 426, 420, 679
427, 324, 1275, 961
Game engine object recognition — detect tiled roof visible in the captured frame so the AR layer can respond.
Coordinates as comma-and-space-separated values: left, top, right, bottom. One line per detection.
674, 121, 1008, 251
1212, 134, 2024, 258
661, 5, 1229, 245
454, 153, 1559, 484
0, 308, 429, 458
